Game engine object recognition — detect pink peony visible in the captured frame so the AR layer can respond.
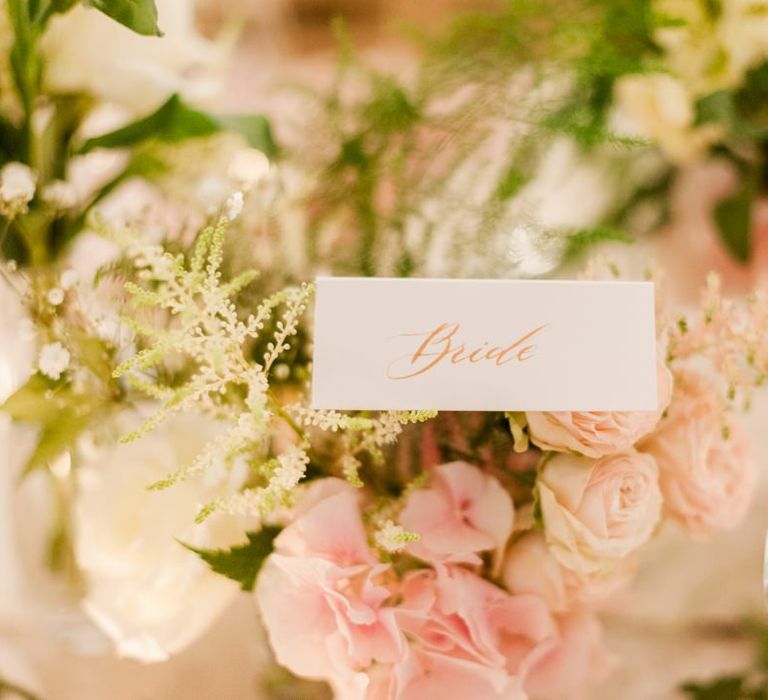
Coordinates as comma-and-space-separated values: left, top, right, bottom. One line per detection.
399, 461, 514, 565
502, 531, 635, 612
526, 358, 673, 458
639, 370, 756, 538
538, 451, 662, 575
256, 480, 403, 700
525, 609, 615, 700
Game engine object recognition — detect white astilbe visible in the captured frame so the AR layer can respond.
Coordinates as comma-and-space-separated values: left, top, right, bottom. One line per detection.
351, 410, 438, 464
112, 216, 313, 491
111, 215, 439, 516
200, 443, 310, 521
374, 519, 420, 554
667, 273, 768, 409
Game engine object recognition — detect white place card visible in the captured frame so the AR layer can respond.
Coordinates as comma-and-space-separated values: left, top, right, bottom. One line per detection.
311, 277, 657, 411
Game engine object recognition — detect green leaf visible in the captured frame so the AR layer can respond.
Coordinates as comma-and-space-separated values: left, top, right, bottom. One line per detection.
2, 373, 102, 476
2, 374, 64, 423
182, 527, 281, 592
562, 226, 633, 261
217, 115, 279, 158
696, 90, 735, 128
79, 94, 279, 157
495, 166, 528, 201
87, 0, 161, 37
681, 675, 749, 700
7, 0, 42, 120
714, 186, 753, 263
23, 406, 92, 475
78, 95, 219, 152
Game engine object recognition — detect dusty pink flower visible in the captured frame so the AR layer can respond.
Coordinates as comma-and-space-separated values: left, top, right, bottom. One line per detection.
399, 461, 514, 565
524, 609, 615, 700
502, 531, 635, 612
391, 565, 557, 699
538, 451, 662, 575
255, 480, 403, 699
526, 358, 673, 458
639, 370, 756, 538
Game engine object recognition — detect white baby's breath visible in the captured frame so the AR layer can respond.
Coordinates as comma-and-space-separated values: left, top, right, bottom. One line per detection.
38, 342, 70, 380
60, 269, 79, 290
0, 162, 36, 217
46, 287, 65, 306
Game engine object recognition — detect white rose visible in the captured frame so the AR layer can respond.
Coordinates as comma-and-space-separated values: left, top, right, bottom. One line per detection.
41, 0, 224, 113
74, 413, 252, 662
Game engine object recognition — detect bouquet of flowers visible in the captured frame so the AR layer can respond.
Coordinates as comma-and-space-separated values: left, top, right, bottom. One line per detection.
2, 1, 768, 699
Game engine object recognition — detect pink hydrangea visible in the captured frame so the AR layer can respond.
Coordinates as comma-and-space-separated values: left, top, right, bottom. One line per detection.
399, 461, 514, 565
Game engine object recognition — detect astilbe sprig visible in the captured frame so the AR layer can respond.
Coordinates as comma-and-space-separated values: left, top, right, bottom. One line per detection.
110, 214, 440, 521
111, 216, 313, 506
667, 273, 768, 410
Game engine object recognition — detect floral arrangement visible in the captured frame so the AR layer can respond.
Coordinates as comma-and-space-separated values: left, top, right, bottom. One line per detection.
1, 1, 768, 699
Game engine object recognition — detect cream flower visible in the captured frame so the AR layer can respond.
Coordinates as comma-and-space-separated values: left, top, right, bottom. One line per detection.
41, 0, 224, 113
74, 413, 251, 662
614, 73, 722, 164
655, 0, 768, 95
538, 451, 662, 575
502, 531, 635, 612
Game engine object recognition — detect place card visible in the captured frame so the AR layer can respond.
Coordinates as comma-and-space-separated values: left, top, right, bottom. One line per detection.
311, 277, 657, 411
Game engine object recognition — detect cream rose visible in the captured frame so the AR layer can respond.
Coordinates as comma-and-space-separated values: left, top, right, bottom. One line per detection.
41, 0, 223, 113
502, 531, 634, 612
526, 357, 673, 458
639, 370, 756, 538
538, 451, 662, 575
74, 413, 251, 662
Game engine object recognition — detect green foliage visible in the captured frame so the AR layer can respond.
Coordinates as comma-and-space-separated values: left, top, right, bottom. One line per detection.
682, 675, 768, 700
1, 373, 103, 476
562, 226, 634, 261
0, 675, 42, 700
715, 180, 755, 263
7, 0, 44, 140
681, 620, 768, 699
87, 0, 161, 37
79, 94, 279, 157
182, 526, 281, 592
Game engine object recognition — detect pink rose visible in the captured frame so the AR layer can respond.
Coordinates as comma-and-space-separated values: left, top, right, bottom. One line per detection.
502, 531, 635, 612
524, 609, 615, 700
256, 480, 403, 700
399, 461, 514, 565
538, 451, 662, 575
526, 358, 673, 457
391, 565, 557, 699
639, 370, 756, 538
